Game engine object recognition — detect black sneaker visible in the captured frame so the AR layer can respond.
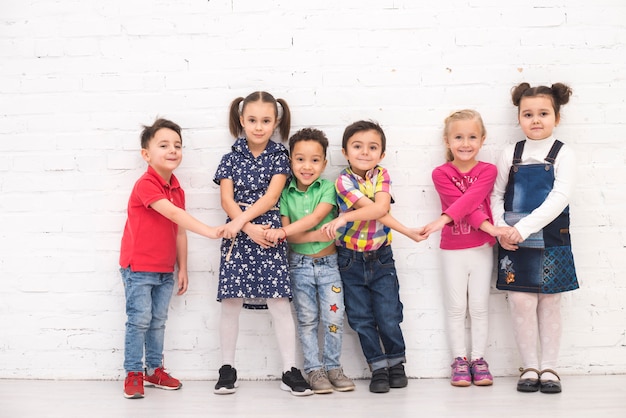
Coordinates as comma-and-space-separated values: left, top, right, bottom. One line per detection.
214, 364, 238, 394
389, 363, 408, 388
369, 368, 390, 393
280, 367, 313, 396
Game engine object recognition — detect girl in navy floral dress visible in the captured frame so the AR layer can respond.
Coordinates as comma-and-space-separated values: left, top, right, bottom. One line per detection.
212, 91, 312, 397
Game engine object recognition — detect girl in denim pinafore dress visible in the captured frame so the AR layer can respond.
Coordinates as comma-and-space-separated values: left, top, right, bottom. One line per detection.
492, 82, 578, 395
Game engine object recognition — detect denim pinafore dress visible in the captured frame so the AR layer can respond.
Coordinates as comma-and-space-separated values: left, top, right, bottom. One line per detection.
496, 140, 579, 294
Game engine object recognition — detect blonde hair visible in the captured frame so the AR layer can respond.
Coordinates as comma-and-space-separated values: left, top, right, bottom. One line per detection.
443, 109, 486, 162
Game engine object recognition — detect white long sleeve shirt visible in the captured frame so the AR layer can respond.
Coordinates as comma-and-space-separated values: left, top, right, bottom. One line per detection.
491, 135, 576, 241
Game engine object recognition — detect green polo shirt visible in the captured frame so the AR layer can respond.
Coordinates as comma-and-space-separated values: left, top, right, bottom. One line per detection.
280, 177, 337, 255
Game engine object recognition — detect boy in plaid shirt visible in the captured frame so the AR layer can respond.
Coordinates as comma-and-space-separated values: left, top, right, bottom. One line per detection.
321, 120, 424, 393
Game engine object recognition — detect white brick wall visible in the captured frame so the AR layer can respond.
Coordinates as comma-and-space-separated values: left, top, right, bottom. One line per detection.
1, 0, 624, 380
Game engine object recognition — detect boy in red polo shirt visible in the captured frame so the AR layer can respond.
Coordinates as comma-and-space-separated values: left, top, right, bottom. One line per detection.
120, 118, 223, 399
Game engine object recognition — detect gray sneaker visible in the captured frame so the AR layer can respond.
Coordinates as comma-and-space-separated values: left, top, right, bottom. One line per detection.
327, 367, 356, 392
307, 369, 334, 394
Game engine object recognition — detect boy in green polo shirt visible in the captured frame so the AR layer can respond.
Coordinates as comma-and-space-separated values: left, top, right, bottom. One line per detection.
265, 128, 355, 394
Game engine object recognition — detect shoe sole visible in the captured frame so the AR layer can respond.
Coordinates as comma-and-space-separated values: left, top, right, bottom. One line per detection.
144, 382, 182, 390
332, 385, 355, 392
123, 391, 144, 399
451, 380, 471, 387
312, 388, 334, 394
473, 379, 493, 386
280, 382, 314, 396
214, 383, 238, 395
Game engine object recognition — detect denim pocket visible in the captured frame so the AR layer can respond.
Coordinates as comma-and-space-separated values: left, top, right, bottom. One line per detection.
375, 248, 396, 268
337, 253, 353, 272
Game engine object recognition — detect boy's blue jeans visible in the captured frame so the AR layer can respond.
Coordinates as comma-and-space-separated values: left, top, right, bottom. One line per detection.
289, 252, 345, 374
336, 245, 406, 371
121, 267, 174, 373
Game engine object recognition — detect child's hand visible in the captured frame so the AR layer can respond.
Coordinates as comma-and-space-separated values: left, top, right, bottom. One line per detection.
265, 228, 286, 245
222, 217, 247, 239
176, 270, 189, 295
320, 216, 347, 239
406, 227, 429, 243
243, 223, 273, 249
212, 225, 226, 239
498, 232, 519, 251
492, 225, 514, 238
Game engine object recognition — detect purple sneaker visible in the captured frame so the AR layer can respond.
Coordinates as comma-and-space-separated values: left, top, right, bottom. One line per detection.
470, 358, 493, 386
450, 357, 471, 387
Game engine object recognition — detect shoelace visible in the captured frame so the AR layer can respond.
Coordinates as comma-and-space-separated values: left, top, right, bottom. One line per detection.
309, 371, 327, 384
453, 360, 469, 373
472, 362, 488, 372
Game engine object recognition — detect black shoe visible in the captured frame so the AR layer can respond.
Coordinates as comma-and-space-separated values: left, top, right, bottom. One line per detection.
214, 364, 238, 394
540, 369, 562, 394
516, 367, 540, 393
369, 368, 390, 393
389, 363, 408, 388
281, 367, 313, 396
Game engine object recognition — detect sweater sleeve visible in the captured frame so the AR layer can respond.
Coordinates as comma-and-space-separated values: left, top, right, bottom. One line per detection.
433, 163, 496, 229
491, 144, 514, 227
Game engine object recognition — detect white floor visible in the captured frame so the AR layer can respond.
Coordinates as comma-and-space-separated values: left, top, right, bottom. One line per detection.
1, 375, 625, 418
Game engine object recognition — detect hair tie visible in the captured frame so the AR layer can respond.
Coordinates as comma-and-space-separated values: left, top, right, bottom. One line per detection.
238, 101, 244, 115
276, 101, 283, 121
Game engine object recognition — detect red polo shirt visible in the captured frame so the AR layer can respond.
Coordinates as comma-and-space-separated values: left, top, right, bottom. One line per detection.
119, 165, 186, 272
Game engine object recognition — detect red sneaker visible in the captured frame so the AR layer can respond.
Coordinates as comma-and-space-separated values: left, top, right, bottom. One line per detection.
144, 367, 182, 390
124, 371, 144, 399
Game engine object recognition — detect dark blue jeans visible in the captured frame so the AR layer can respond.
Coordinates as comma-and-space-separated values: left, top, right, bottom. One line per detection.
337, 245, 406, 371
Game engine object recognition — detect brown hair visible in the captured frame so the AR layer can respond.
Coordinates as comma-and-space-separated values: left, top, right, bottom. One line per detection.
228, 91, 291, 141
288, 128, 329, 157
341, 120, 386, 154
140, 118, 182, 149
443, 109, 486, 162
511, 82, 572, 118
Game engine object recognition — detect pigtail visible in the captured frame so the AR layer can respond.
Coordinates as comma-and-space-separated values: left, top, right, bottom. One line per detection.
511, 82, 531, 106
276, 98, 291, 141
551, 83, 573, 107
229, 97, 244, 138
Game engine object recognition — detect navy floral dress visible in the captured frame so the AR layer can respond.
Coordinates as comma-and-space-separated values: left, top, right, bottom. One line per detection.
213, 138, 292, 309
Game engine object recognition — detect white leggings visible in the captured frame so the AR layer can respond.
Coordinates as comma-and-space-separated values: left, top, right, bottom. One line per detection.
507, 291, 562, 371
219, 297, 297, 372
441, 244, 493, 360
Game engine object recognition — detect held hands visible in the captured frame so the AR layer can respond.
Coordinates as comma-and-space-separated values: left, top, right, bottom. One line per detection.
405, 226, 429, 243
320, 214, 347, 240
264, 227, 287, 246
222, 216, 247, 239
498, 226, 522, 251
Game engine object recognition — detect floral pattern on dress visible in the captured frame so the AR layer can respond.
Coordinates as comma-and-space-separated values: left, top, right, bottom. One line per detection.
213, 138, 291, 309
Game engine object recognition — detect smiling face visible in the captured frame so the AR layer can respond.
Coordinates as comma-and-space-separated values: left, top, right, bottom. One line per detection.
141, 127, 182, 182
290, 140, 327, 191
239, 100, 278, 156
518, 96, 559, 140
342, 129, 385, 177
445, 118, 485, 171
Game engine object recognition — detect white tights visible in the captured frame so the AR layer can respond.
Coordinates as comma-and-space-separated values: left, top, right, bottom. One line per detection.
507, 292, 562, 381
441, 244, 493, 360
219, 298, 297, 372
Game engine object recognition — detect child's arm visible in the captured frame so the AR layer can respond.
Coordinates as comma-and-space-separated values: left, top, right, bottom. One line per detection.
351, 195, 426, 243
479, 220, 515, 239
433, 164, 497, 228
149, 199, 223, 239
321, 192, 391, 238
220, 175, 288, 247
265, 203, 334, 244
175, 226, 189, 295
378, 213, 427, 243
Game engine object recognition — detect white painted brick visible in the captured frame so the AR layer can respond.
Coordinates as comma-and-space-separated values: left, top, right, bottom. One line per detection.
0, 0, 624, 380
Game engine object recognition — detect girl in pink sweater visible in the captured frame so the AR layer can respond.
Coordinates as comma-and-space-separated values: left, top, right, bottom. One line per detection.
421, 110, 511, 387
